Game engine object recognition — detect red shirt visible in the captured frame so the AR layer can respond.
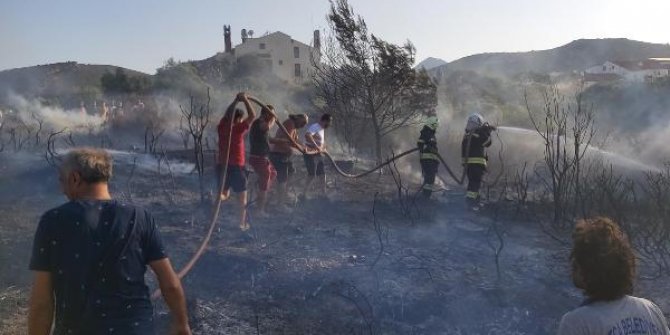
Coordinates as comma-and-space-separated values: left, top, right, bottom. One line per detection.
218, 118, 250, 166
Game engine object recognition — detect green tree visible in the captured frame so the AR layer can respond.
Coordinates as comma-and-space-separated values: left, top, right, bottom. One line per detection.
313, 0, 437, 162
128, 76, 152, 94
154, 63, 208, 95
100, 68, 131, 94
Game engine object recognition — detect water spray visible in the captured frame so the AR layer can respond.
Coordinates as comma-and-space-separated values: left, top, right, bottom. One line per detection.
496, 126, 660, 172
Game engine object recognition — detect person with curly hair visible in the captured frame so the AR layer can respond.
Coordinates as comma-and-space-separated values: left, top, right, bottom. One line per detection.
558, 217, 670, 335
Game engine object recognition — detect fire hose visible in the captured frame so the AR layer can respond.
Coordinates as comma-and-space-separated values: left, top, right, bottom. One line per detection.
248, 96, 473, 183
151, 99, 237, 299
152, 95, 481, 299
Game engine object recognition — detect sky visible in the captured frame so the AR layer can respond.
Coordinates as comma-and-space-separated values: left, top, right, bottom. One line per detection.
2, 0, 669, 74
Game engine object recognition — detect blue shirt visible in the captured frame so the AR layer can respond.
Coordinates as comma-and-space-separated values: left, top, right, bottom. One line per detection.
29, 200, 167, 335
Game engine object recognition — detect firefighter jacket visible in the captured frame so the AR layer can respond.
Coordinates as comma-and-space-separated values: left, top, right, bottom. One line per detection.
461, 126, 493, 166
418, 125, 439, 161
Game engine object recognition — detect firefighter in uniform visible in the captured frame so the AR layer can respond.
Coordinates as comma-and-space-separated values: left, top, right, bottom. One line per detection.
418, 116, 440, 198
461, 113, 496, 207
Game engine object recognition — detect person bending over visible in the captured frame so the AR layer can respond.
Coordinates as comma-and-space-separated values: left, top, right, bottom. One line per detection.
248, 105, 284, 216
558, 217, 670, 335
269, 114, 308, 206
217, 92, 255, 231
28, 148, 190, 335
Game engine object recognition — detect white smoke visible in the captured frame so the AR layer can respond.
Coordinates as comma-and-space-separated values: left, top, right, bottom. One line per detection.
629, 119, 670, 165
495, 126, 660, 173
4, 93, 105, 133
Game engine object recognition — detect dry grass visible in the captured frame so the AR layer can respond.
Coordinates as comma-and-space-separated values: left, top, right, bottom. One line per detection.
0, 286, 28, 334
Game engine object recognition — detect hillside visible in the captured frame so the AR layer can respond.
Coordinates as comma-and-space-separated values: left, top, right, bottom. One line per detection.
3, 38, 669, 105
415, 57, 447, 71
0, 53, 306, 110
431, 38, 670, 76
0, 62, 149, 100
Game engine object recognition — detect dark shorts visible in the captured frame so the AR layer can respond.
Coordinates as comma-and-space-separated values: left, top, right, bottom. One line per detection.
269, 152, 295, 183
303, 153, 325, 177
217, 164, 247, 193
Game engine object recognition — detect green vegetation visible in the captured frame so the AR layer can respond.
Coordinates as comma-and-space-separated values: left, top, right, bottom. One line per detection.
313, 0, 437, 161
100, 68, 152, 95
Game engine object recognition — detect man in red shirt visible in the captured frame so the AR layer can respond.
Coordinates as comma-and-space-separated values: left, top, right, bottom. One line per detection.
217, 92, 255, 231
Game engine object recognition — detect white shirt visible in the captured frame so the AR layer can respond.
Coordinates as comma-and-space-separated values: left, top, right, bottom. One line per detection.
305, 122, 325, 148
558, 296, 670, 335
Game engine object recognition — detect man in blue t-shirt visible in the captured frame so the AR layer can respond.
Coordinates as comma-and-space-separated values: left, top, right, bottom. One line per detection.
28, 148, 191, 335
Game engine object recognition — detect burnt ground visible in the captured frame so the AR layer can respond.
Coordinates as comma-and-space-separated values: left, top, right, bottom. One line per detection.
1, 150, 669, 334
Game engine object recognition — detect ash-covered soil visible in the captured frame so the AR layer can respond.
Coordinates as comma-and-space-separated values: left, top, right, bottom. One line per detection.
1, 151, 669, 334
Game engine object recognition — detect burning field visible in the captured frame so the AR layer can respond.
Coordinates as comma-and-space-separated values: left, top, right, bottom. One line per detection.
3, 1, 670, 332
0, 146, 582, 334
1, 118, 670, 334
1, 70, 670, 334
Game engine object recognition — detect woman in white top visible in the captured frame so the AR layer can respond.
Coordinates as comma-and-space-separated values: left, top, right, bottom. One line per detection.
558, 217, 670, 335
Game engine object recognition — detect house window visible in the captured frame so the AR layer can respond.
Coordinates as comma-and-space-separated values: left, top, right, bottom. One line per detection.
259, 43, 266, 50
294, 46, 300, 58
294, 64, 301, 77
602, 65, 606, 71
278, 60, 283, 65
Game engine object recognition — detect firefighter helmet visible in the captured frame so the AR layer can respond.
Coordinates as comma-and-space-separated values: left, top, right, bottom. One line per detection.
466, 113, 484, 132
424, 116, 439, 130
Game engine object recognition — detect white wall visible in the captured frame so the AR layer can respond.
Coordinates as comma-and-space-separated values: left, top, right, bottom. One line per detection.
585, 61, 629, 76
585, 61, 669, 82
234, 32, 319, 83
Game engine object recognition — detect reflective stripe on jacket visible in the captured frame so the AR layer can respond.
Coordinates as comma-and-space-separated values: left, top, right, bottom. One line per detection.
462, 127, 492, 167
466, 157, 487, 165
420, 152, 440, 161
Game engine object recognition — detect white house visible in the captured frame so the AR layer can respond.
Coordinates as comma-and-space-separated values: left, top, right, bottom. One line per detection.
584, 59, 670, 82
225, 28, 321, 84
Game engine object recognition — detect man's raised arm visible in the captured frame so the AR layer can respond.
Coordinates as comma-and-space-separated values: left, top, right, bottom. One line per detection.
223, 98, 240, 120
239, 93, 256, 124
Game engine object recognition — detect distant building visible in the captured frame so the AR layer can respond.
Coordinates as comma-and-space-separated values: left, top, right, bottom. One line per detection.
584, 59, 670, 83
649, 58, 670, 68
224, 26, 321, 83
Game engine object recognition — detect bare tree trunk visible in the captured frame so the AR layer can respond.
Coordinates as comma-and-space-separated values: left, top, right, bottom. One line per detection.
180, 89, 212, 204
373, 131, 383, 165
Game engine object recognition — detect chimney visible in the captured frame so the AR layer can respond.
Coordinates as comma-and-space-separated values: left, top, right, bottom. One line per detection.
313, 30, 321, 51
241, 29, 248, 43
223, 25, 232, 53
